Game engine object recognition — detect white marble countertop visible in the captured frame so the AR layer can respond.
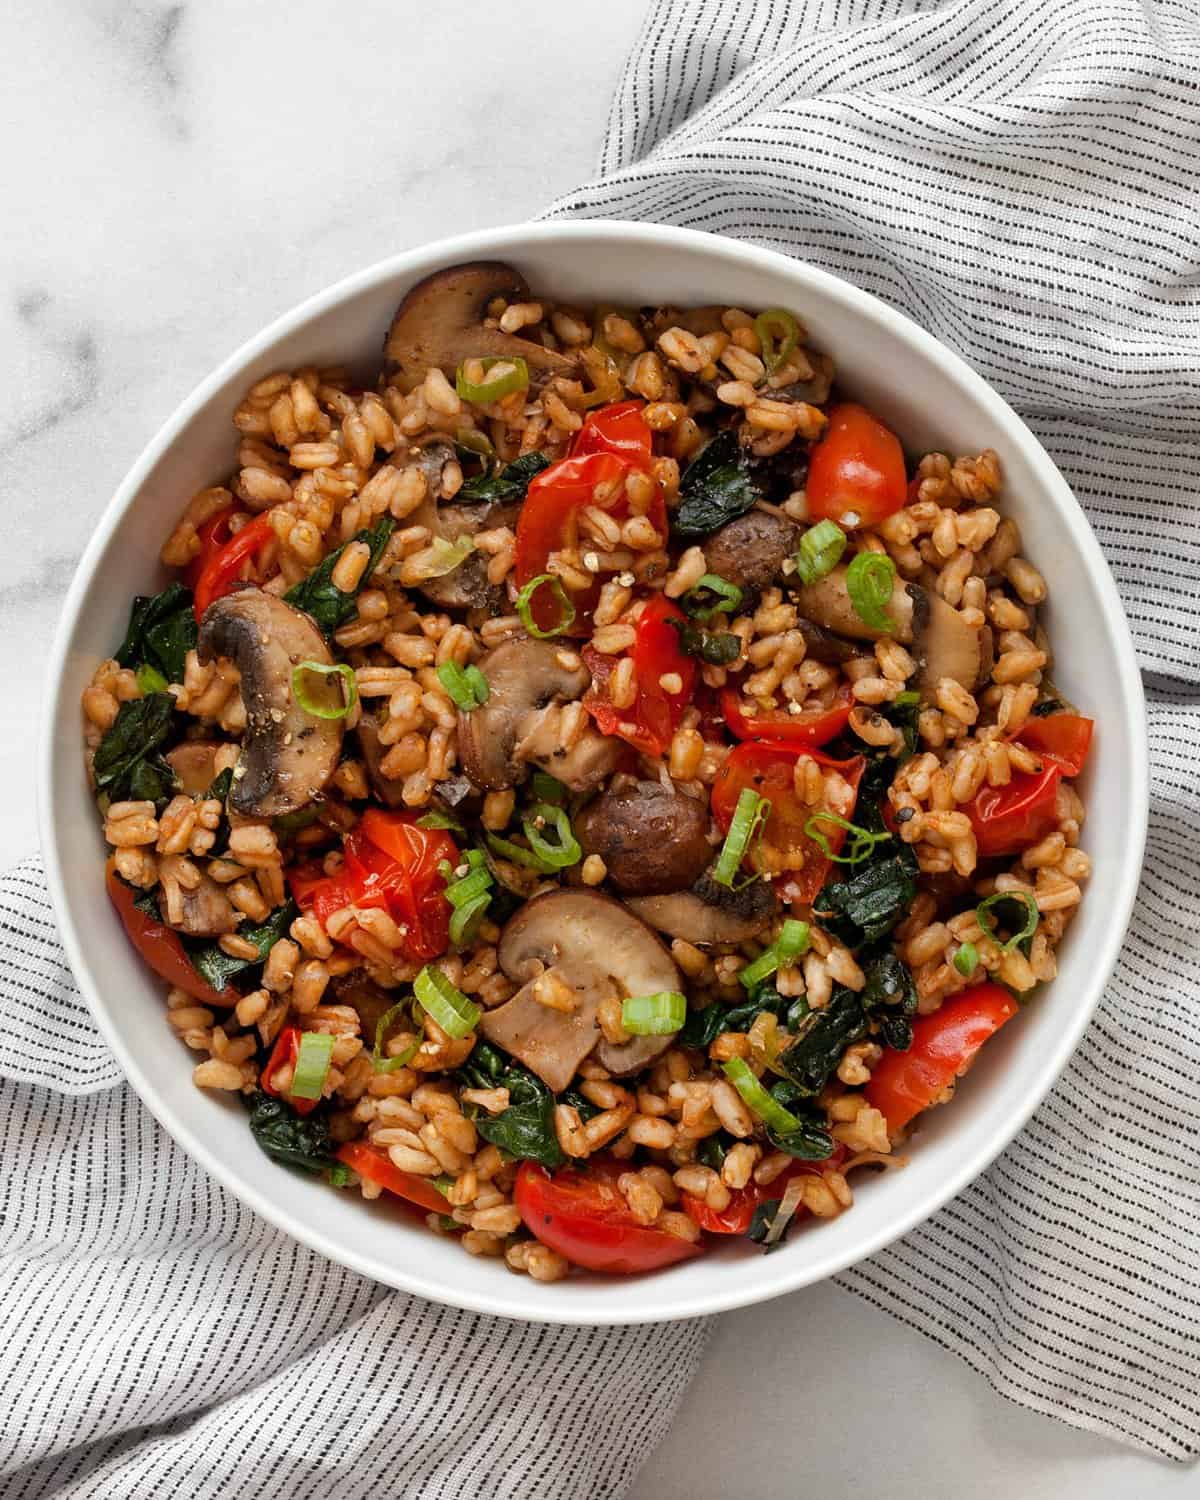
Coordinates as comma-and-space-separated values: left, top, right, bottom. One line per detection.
4, 2, 1193, 1493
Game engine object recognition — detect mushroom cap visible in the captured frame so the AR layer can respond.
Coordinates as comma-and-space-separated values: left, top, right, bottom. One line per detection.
478, 962, 610, 1094
628, 867, 777, 947
493, 888, 685, 1082
703, 511, 799, 598
197, 587, 343, 817
576, 782, 713, 896
383, 261, 577, 393
157, 853, 239, 936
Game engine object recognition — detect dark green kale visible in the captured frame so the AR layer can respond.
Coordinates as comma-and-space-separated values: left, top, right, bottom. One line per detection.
746, 1196, 797, 1251
92, 693, 178, 805
284, 518, 396, 637
764, 1079, 835, 1160
246, 1091, 333, 1173
814, 845, 919, 949
115, 582, 198, 686
457, 451, 550, 504
667, 616, 742, 666
774, 987, 870, 1098
457, 1042, 564, 1169
1030, 698, 1065, 718
677, 985, 794, 1050
673, 431, 762, 538
206, 767, 234, 803
698, 1133, 734, 1171
184, 902, 299, 992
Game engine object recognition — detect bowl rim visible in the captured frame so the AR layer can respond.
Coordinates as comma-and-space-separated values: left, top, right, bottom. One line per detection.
38, 219, 1148, 1324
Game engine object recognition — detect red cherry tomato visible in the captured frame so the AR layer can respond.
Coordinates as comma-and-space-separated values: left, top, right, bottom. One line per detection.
106, 862, 235, 1007
865, 983, 1019, 1132
192, 513, 277, 620
335, 1142, 450, 1215
583, 595, 696, 756
806, 403, 906, 528
1015, 712, 1094, 778
183, 506, 240, 590
711, 742, 866, 903
260, 1026, 320, 1116
515, 1158, 703, 1274
570, 400, 654, 468
681, 1148, 847, 1234
719, 683, 853, 748
965, 765, 1061, 858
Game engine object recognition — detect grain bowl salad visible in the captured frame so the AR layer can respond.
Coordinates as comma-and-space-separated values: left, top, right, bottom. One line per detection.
83, 262, 1094, 1280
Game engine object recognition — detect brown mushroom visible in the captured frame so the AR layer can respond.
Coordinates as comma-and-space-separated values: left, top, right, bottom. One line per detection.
793, 565, 982, 700
628, 868, 777, 947
576, 782, 712, 895
157, 853, 239, 937
165, 741, 222, 796
703, 511, 799, 597
384, 262, 576, 392
483, 888, 685, 1086
458, 639, 621, 793
355, 712, 406, 809
197, 587, 344, 818
333, 971, 399, 1040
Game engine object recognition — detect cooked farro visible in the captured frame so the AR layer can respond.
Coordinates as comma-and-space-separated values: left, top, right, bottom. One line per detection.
85, 261, 1091, 1280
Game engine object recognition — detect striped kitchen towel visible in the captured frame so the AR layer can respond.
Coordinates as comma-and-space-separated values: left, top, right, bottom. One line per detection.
547, 0, 1200, 1462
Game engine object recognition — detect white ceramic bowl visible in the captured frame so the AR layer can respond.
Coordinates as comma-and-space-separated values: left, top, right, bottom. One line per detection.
40, 221, 1147, 1325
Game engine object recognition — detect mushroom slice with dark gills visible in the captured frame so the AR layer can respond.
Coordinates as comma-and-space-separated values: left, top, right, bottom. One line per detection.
384, 261, 577, 393
483, 889, 686, 1088
575, 782, 712, 896
793, 564, 982, 701
702, 511, 799, 599
457, 639, 621, 794
629, 868, 778, 947
197, 587, 344, 818
157, 853, 239, 937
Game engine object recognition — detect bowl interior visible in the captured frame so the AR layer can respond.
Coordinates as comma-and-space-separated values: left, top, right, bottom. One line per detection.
41, 223, 1146, 1324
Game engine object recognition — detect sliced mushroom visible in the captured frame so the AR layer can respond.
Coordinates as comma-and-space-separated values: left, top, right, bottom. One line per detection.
333, 971, 399, 1040
384, 262, 576, 392
576, 782, 712, 895
488, 888, 685, 1083
458, 638, 620, 793
356, 712, 406, 809
703, 511, 799, 597
197, 587, 344, 818
479, 961, 611, 1094
793, 566, 982, 699
166, 740, 221, 796
157, 853, 239, 937
796, 617, 859, 665
629, 868, 777, 947
392, 441, 512, 611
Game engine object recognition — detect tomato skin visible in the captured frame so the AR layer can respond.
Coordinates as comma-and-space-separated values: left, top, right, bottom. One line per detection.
719, 683, 853, 748
515, 1159, 703, 1274
336, 1142, 449, 1214
583, 595, 695, 756
570, 401, 654, 468
260, 1026, 320, 1116
711, 742, 866, 903
965, 765, 1061, 858
806, 404, 906, 527
1015, 713, 1094, 778
681, 1149, 847, 1234
865, 983, 1019, 1132
106, 863, 235, 1007
183, 506, 239, 591
192, 513, 277, 620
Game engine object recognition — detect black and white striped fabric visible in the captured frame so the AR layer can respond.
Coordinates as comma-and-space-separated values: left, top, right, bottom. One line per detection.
0, 863, 706, 1496
546, 0, 1200, 1462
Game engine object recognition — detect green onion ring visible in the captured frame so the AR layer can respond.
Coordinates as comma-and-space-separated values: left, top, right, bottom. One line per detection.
290, 1031, 335, 1100
372, 1000, 421, 1073
516, 573, 576, 639
739, 919, 812, 992
449, 891, 492, 948
621, 992, 687, 1036
136, 663, 169, 695
713, 788, 772, 889
953, 941, 979, 977
793, 520, 846, 586
455, 356, 530, 404
803, 811, 892, 865
522, 803, 582, 871
975, 891, 1039, 954
845, 551, 897, 633
291, 660, 358, 720
414, 965, 481, 1039
682, 573, 743, 621
753, 308, 800, 376
437, 660, 489, 711
723, 1057, 803, 1134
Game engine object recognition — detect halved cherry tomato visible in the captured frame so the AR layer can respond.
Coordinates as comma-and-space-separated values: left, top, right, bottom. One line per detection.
515, 1158, 703, 1273
806, 403, 906, 528
583, 595, 696, 756
719, 683, 853, 748
1015, 712, 1094, 778
865, 983, 1018, 1132
335, 1141, 449, 1214
965, 765, 1061, 858
183, 506, 239, 591
711, 742, 866, 903
260, 1026, 320, 1116
106, 862, 235, 1007
570, 400, 654, 468
681, 1148, 847, 1234
192, 513, 277, 620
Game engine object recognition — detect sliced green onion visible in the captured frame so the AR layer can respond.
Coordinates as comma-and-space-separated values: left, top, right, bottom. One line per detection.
682, 573, 743, 621
486, 831, 558, 873
373, 1000, 421, 1073
621, 991, 687, 1035
530, 772, 567, 806
754, 308, 800, 376
894, 689, 920, 707
516, 573, 575, 638
976, 891, 1039, 954
803, 811, 892, 865
443, 865, 492, 910
455, 355, 530, 404
438, 849, 494, 947
136, 663, 169, 695
845, 551, 896, 633
793, 520, 846, 586
433, 1174, 455, 1197
418, 807, 466, 833
328, 1162, 353, 1187
522, 803, 581, 870
414, 965, 481, 1038
739, 919, 812, 992
437, 660, 489, 711
449, 891, 492, 947
291, 661, 358, 720
723, 1057, 802, 1134
761, 1174, 806, 1248
953, 941, 979, 977
290, 1030, 335, 1100
404, 534, 474, 582
713, 789, 772, 889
